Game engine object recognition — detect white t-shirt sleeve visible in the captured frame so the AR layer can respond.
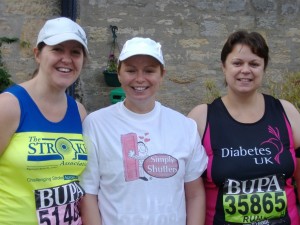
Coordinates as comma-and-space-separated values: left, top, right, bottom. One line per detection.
184, 119, 208, 183
79, 116, 101, 195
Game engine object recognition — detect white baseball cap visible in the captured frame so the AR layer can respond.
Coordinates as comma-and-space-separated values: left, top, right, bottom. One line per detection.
36, 17, 88, 54
119, 37, 164, 66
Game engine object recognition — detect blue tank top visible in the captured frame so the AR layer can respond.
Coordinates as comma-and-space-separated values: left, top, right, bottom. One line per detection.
0, 85, 87, 225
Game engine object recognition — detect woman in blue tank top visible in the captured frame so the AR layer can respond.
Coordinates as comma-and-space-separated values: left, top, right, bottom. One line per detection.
0, 17, 88, 225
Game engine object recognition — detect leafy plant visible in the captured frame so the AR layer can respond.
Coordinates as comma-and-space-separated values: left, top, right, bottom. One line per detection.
104, 25, 119, 73
20, 40, 31, 48
106, 53, 118, 72
0, 66, 14, 92
0, 37, 18, 92
203, 78, 221, 103
266, 72, 300, 111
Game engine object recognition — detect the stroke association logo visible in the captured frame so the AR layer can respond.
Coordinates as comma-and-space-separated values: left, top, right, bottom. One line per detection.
27, 136, 87, 162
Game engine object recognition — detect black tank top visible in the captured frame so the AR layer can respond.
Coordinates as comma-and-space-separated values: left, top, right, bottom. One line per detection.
203, 94, 297, 225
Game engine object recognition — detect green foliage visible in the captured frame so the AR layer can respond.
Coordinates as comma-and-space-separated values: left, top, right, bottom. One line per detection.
0, 66, 14, 92
0, 37, 18, 92
267, 72, 300, 111
104, 25, 119, 73
20, 40, 31, 48
203, 78, 221, 103
0, 37, 18, 45
105, 53, 118, 73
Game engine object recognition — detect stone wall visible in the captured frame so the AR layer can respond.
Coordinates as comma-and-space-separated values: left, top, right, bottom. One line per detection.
0, 0, 60, 81
1, 0, 300, 114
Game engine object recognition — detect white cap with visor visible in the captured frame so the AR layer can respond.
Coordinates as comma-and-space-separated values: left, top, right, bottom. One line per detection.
36, 17, 88, 54
119, 37, 164, 67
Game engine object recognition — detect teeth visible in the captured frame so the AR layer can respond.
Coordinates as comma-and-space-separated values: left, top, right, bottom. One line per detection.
57, 68, 71, 72
239, 78, 252, 81
134, 87, 146, 91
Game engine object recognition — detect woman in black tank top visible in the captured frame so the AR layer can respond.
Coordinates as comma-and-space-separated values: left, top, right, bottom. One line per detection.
188, 30, 300, 225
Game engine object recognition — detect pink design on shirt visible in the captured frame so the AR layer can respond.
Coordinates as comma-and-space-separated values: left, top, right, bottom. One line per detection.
261, 126, 283, 164
121, 133, 140, 181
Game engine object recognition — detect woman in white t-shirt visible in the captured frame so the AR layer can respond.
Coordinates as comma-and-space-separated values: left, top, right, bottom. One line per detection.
79, 37, 208, 225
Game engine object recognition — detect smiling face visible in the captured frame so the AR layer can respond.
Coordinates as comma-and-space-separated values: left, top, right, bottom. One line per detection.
222, 44, 265, 95
118, 55, 165, 113
34, 40, 85, 90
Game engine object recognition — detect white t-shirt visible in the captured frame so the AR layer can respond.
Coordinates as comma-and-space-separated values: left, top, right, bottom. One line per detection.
80, 101, 207, 225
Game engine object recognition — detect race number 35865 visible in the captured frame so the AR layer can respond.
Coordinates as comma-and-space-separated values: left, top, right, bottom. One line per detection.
223, 192, 286, 223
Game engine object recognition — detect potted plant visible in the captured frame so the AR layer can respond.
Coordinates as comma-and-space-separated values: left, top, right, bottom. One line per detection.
103, 25, 121, 87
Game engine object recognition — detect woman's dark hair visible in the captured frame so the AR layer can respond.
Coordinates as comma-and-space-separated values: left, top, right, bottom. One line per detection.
31, 42, 47, 78
37, 42, 46, 51
221, 30, 269, 70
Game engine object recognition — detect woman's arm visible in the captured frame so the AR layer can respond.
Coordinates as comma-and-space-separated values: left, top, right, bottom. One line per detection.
280, 100, 300, 203
80, 193, 102, 225
185, 177, 206, 225
0, 93, 20, 155
280, 99, 300, 149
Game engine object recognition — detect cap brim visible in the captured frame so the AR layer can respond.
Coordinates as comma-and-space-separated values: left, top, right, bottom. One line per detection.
43, 33, 89, 54
119, 51, 164, 66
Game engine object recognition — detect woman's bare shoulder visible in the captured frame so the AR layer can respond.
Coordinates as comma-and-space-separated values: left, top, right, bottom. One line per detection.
279, 99, 300, 148
0, 92, 20, 117
76, 100, 87, 122
188, 104, 208, 120
188, 104, 208, 136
